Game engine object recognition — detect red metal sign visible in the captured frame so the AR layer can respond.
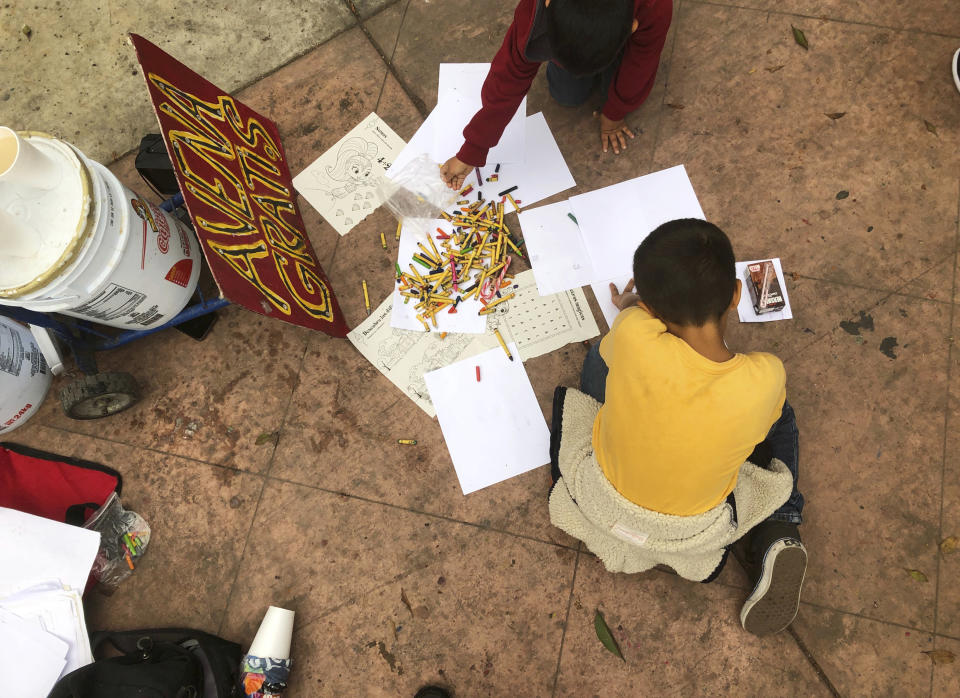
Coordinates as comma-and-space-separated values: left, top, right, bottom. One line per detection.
130, 34, 348, 337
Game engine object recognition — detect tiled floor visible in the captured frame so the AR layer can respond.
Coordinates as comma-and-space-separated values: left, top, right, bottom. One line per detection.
6, 0, 960, 694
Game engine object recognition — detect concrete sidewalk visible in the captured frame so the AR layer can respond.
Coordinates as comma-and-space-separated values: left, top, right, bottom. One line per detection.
6, 0, 960, 694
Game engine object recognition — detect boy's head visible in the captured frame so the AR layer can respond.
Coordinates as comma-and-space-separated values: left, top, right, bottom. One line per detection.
633, 219, 737, 327
545, 0, 634, 76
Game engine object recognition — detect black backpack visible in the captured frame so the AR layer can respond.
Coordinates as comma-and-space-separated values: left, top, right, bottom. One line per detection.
48, 628, 242, 698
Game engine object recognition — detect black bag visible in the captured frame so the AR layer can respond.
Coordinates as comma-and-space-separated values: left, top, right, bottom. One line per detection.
49, 628, 242, 698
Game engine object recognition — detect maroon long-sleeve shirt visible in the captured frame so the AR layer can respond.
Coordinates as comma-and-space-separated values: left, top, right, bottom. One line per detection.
456, 0, 673, 167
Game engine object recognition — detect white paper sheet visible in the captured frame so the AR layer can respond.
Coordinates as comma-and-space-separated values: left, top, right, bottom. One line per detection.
1, 582, 94, 675
493, 112, 575, 210
591, 274, 634, 330
0, 608, 68, 696
569, 165, 705, 281
386, 110, 573, 218
350, 270, 598, 416
391, 219, 488, 334
0, 507, 100, 597
294, 113, 406, 235
434, 63, 527, 165
517, 200, 595, 295
735, 258, 793, 323
385, 104, 444, 178
424, 343, 550, 494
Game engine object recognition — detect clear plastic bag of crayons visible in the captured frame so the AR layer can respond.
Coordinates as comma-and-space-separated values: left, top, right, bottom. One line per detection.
377, 154, 457, 233
82, 491, 151, 591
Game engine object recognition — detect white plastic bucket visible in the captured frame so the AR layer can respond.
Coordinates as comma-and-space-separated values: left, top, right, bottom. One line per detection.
0, 130, 201, 330
0, 317, 51, 434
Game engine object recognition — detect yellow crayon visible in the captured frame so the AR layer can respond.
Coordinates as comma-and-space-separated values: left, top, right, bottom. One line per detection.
493, 328, 514, 362
362, 280, 371, 315
396, 219, 404, 241
398, 439, 417, 445
380, 232, 387, 249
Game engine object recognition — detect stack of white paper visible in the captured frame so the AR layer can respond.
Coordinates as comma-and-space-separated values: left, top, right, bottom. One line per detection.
0, 507, 101, 691
0, 606, 68, 697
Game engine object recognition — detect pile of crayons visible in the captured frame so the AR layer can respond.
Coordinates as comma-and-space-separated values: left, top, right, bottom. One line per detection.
395, 182, 526, 331
119, 530, 148, 570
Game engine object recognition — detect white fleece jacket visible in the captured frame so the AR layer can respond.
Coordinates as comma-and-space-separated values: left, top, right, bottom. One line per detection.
548, 388, 794, 581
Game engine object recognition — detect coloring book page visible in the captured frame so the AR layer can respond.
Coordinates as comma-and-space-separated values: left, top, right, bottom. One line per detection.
349, 270, 599, 416
294, 113, 405, 236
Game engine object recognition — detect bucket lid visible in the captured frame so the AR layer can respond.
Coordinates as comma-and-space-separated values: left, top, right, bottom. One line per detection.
0, 131, 95, 298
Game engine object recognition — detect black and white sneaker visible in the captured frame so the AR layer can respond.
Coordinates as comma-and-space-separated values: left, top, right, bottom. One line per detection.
740, 522, 807, 636
953, 48, 960, 95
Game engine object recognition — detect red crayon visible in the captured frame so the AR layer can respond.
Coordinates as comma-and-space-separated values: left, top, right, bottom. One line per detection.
476, 366, 481, 382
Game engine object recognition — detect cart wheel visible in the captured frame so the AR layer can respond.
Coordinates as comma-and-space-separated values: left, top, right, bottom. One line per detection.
59, 372, 141, 420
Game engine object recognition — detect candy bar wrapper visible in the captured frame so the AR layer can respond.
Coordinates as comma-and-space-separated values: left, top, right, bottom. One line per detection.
745, 260, 786, 315
241, 655, 292, 698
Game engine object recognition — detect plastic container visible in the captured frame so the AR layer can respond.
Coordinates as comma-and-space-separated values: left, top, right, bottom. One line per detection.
0, 129, 201, 329
0, 317, 51, 434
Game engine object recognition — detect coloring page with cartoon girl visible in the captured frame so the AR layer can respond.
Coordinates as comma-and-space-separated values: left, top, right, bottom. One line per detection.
293, 113, 406, 236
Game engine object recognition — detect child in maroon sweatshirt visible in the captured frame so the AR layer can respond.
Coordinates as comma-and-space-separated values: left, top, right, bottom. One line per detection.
440, 0, 673, 189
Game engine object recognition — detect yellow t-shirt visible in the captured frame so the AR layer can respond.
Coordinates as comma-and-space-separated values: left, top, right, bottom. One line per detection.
592, 306, 786, 516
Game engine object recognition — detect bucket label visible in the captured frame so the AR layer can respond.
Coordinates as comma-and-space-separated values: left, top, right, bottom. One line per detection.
2, 403, 33, 431
71, 282, 148, 323
0, 326, 26, 377
164, 258, 194, 288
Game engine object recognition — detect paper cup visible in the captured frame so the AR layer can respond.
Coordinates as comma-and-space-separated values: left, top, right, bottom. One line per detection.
248, 606, 294, 659
0, 127, 63, 191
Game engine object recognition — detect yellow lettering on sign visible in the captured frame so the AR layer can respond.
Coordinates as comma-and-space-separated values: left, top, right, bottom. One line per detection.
207, 240, 291, 316
273, 253, 333, 320
148, 73, 336, 324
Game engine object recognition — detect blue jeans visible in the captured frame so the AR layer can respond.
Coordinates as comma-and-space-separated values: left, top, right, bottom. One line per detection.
579, 343, 804, 524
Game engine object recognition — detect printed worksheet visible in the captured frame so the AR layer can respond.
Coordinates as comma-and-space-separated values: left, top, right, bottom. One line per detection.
349, 271, 599, 416
294, 113, 405, 236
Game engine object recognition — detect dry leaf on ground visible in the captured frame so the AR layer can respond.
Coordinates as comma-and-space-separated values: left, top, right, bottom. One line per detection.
593, 610, 624, 661
922, 650, 956, 665
940, 535, 959, 555
791, 26, 809, 50
905, 568, 928, 583
255, 431, 279, 445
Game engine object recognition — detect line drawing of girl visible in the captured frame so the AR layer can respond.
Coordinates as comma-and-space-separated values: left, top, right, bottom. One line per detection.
319, 136, 379, 200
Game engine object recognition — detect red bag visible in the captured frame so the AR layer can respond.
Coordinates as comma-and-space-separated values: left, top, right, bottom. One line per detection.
0, 442, 121, 526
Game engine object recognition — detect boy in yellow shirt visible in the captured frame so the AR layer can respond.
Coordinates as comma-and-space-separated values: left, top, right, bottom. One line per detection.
578, 218, 805, 635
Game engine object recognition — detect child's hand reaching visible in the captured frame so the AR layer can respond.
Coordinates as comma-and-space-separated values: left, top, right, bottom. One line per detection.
610, 279, 641, 310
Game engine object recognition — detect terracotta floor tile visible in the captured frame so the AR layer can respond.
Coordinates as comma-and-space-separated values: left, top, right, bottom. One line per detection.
365, 0, 410, 58
268, 332, 577, 547
725, 0, 960, 37
35, 303, 310, 473
2, 425, 264, 631
654, 4, 960, 294
554, 554, 831, 696
219, 479, 576, 696
353, 0, 402, 21
937, 337, 960, 638
931, 636, 960, 697
784, 291, 949, 629
791, 604, 938, 697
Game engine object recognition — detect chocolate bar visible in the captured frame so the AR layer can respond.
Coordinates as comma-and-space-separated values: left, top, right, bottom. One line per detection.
745, 260, 786, 314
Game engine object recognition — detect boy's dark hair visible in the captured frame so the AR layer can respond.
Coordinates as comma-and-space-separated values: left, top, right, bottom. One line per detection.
633, 219, 736, 326
545, 0, 634, 76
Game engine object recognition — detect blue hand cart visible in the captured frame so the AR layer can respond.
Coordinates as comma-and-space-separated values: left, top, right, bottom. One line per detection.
0, 194, 229, 420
